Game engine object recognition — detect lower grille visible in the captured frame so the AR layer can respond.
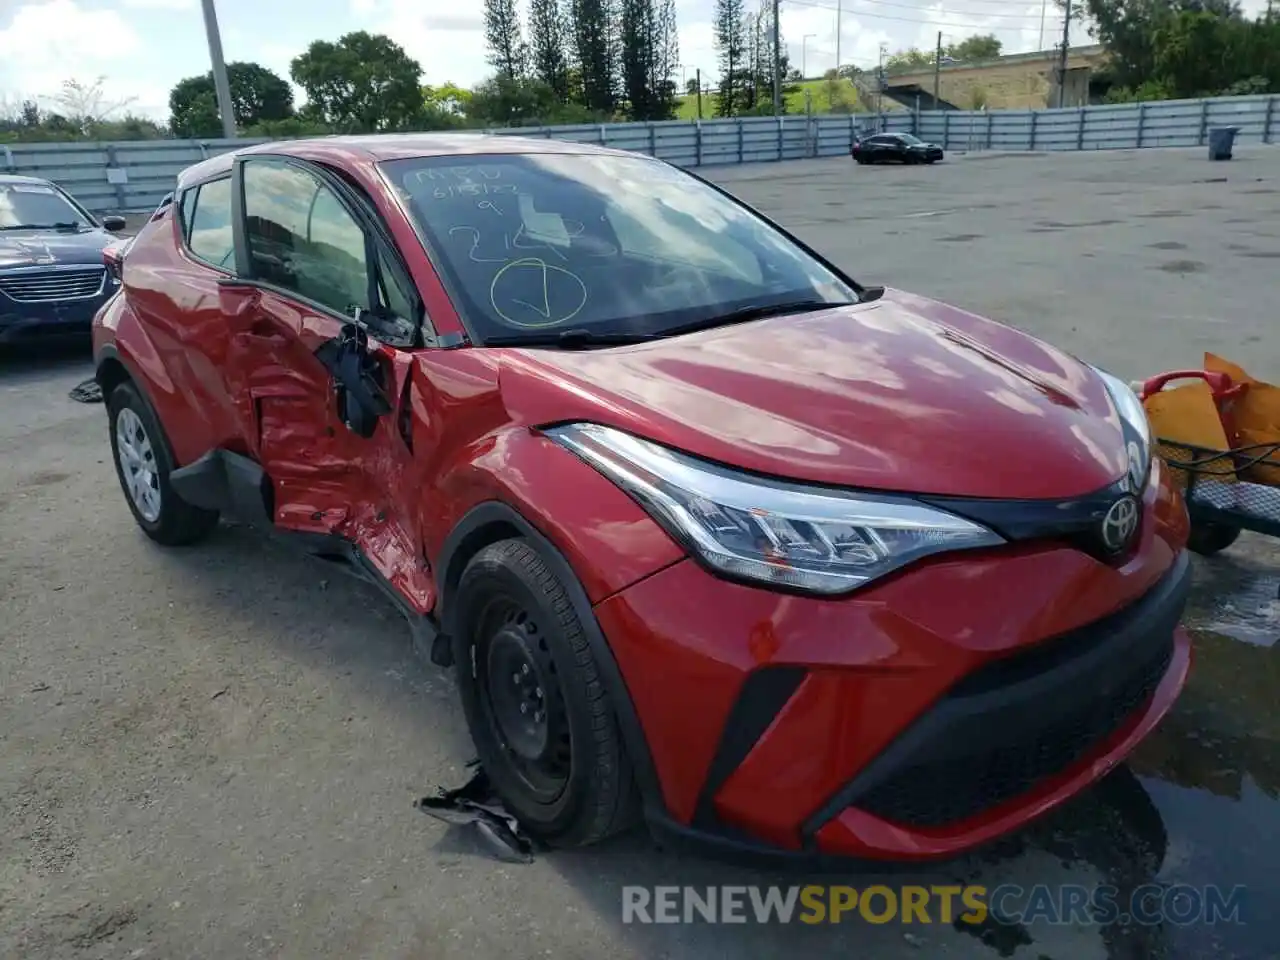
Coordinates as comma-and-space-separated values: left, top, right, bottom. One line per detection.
853, 635, 1174, 827
0, 268, 106, 303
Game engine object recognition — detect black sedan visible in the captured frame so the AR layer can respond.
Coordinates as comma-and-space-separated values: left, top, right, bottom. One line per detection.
851, 133, 945, 165
0, 175, 128, 344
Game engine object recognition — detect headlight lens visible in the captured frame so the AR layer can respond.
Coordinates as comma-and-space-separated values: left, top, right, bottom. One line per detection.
545, 423, 1004, 595
1092, 366, 1152, 492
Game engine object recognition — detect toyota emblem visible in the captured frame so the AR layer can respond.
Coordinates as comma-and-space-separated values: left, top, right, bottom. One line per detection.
1101, 496, 1140, 552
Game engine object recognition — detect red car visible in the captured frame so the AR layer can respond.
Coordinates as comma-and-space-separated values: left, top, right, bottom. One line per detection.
92, 135, 1191, 863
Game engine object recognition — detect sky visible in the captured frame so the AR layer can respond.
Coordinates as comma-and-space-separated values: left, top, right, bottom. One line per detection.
0, 0, 1271, 124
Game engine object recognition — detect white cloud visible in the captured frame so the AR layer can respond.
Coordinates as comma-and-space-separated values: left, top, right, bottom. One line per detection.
349, 0, 492, 85
0, 0, 170, 116
120, 0, 196, 9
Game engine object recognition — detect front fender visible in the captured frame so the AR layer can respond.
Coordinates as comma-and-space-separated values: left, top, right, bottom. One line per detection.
425, 426, 686, 609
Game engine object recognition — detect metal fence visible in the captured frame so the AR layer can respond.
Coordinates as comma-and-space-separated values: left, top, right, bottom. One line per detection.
3, 93, 1277, 214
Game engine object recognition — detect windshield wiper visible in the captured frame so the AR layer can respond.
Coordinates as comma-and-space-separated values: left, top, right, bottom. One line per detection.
0, 222, 84, 231
482, 328, 664, 349
657, 298, 858, 339
481, 297, 869, 349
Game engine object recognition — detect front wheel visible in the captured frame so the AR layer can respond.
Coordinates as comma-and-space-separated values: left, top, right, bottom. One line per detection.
108, 381, 219, 546
451, 539, 640, 847
1186, 521, 1241, 556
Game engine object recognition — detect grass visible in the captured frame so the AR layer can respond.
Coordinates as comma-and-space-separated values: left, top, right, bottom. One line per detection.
673, 77, 872, 120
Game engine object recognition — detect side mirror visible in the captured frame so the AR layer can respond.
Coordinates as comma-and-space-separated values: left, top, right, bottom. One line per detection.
314, 321, 392, 438
101, 215, 127, 233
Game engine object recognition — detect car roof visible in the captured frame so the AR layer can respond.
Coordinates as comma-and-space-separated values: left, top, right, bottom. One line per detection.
0, 173, 55, 187
176, 133, 643, 190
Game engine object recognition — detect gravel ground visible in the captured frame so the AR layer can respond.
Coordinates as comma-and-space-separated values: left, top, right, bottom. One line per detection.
2, 146, 1278, 960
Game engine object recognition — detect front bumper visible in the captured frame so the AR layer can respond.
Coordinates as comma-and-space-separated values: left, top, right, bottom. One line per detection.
0, 275, 116, 344
595, 461, 1191, 863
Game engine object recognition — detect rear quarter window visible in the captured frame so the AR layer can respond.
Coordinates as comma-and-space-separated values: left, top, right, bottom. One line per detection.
186, 177, 235, 269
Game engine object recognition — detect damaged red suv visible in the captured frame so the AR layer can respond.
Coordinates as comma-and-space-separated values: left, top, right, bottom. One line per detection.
93, 135, 1191, 862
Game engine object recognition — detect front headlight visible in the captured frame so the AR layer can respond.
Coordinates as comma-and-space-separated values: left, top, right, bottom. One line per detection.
1091, 366, 1152, 492
545, 423, 1004, 596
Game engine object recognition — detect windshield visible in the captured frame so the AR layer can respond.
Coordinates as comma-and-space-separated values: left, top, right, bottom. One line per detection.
898, 134, 924, 145
381, 152, 858, 345
0, 182, 93, 230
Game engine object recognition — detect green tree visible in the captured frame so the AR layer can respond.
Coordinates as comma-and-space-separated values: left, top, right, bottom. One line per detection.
655, 0, 680, 118
742, 7, 765, 109
571, 0, 619, 113
620, 0, 679, 120
1153, 7, 1253, 97
528, 0, 571, 100
425, 82, 473, 116
290, 31, 425, 132
714, 0, 747, 116
884, 48, 932, 73
947, 34, 1002, 61
467, 74, 600, 126
484, 0, 528, 80
740, 5, 796, 114
243, 116, 333, 138
1054, 0, 1239, 89
169, 61, 294, 139
1059, 0, 1277, 98
823, 68, 849, 111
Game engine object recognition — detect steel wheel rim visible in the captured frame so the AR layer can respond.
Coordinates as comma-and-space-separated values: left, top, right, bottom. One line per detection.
115, 407, 162, 523
475, 594, 572, 804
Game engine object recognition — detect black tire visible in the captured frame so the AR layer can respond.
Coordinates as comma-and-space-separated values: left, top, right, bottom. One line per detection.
1186, 521, 1241, 556
107, 381, 219, 546
451, 538, 640, 847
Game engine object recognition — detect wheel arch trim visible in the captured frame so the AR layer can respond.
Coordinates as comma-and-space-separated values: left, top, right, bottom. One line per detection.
436, 500, 666, 821
94, 342, 139, 393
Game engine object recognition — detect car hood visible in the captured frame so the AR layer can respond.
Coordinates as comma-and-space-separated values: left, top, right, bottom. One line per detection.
0, 229, 114, 269
496, 288, 1129, 500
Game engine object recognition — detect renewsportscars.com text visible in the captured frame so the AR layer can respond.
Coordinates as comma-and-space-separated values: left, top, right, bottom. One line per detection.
621, 884, 1247, 926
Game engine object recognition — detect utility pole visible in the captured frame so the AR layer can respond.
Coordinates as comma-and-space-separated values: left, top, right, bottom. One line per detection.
1056, 0, 1072, 108
835, 0, 842, 74
1039, 0, 1048, 50
772, 0, 781, 116
696, 68, 703, 119
200, 0, 236, 139
876, 43, 886, 117
933, 31, 942, 108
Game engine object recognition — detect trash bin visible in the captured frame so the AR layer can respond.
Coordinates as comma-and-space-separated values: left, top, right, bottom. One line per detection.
1208, 126, 1240, 161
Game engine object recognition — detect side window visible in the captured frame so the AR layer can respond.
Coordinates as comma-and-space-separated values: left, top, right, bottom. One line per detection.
186, 177, 235, 268
377, 250, 414, 319
242, 158, 371, 318
178, 190, 196, 239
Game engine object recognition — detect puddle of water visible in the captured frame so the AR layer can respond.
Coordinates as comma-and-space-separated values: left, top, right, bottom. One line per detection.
1185, 551, 1280, 647
1110, 543, 1280, 958
976, 548, 1280, 959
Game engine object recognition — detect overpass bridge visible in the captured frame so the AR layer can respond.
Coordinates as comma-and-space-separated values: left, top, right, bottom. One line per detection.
873, 45, 1109, 112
